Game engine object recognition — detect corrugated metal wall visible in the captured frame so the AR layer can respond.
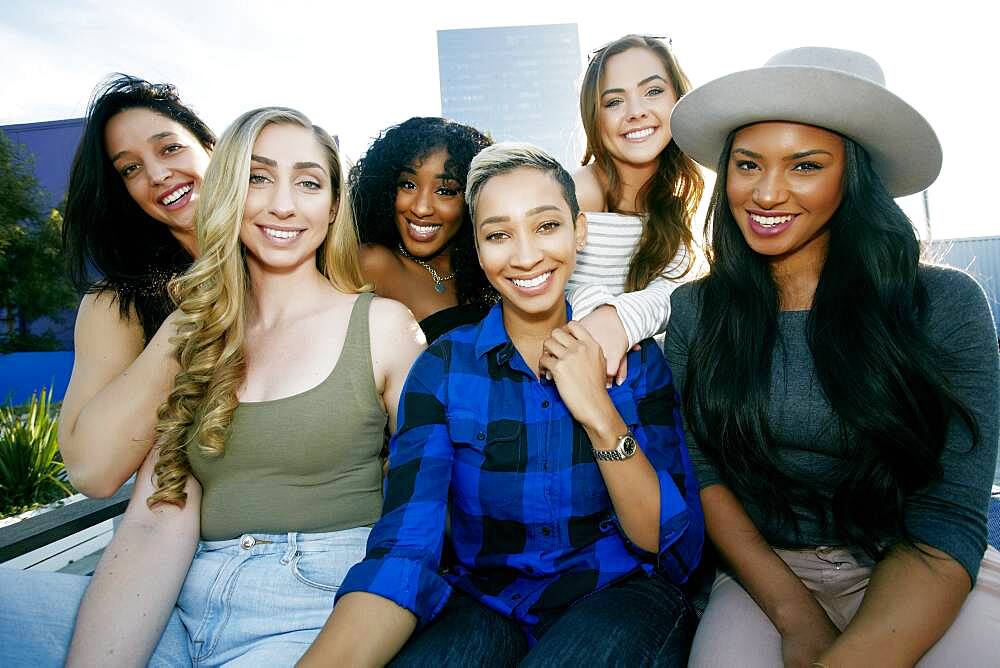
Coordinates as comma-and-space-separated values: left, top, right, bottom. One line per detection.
928, 236, 1000, 331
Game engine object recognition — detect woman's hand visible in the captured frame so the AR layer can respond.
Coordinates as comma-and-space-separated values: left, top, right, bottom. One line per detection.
540, 321, 617, 430
578, 305, 630, 386
780, 613, 840, 668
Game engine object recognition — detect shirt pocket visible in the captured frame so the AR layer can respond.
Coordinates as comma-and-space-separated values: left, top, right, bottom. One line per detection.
447, 412, 524, 516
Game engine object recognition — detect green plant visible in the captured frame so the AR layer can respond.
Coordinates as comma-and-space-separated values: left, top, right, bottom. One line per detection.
0, 330, 62, 353
1, 129, 79, 346
0, 388, 73, 517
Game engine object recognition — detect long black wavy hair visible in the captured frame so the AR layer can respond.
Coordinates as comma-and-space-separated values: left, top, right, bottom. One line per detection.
63, 74, 216, 342
349, 117, 496, 307
684, 130, 978, 559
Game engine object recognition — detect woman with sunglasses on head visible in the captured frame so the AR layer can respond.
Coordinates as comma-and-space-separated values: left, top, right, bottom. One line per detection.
302, 143, 703, 667
2, 107, 424, 667
667, 48, 1000, 666
572, 34, 703, 386
353, 117, 497, 343
58, 75, 215, 498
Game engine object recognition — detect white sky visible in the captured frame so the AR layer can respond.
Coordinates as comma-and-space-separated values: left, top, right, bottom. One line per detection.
1, 0, 997, 240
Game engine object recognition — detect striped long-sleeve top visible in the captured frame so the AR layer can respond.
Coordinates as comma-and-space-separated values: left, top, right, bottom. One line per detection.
567, 211, 688, 347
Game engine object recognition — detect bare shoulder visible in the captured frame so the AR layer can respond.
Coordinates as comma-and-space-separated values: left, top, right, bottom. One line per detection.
369, 295, 422, 344
368, 294, 425, 371
75, 290, 145, 358
61, 290, 148, 435
77, 289, 122, 321
359, 243, 402, 283
573, 164, 606, 212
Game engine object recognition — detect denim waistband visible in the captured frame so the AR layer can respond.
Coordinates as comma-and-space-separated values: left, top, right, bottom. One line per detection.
198, 526, 372, 555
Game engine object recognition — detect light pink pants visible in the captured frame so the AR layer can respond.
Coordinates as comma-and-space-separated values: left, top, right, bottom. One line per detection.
688, 545, 1000, 667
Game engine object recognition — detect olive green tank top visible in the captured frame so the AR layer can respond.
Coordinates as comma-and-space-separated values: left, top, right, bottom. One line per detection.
189, 292, 387, 540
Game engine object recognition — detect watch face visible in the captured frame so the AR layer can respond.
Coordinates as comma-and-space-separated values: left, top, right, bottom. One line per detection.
621, 435, 637, 456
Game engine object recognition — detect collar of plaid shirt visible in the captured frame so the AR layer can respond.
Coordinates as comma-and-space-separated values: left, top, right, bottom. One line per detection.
335, 301, 704, 637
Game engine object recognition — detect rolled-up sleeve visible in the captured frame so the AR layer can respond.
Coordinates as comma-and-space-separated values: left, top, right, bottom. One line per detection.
608, 273, 681, 347
336, 350, 455, 627
621, 339, 705, 583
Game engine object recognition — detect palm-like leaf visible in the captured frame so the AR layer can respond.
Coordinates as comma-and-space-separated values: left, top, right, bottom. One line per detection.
0, 388, 73, 516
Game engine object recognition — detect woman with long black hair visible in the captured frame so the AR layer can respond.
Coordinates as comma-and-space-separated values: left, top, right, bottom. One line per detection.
58, 75, 215, 497
2, 107, 424, 667
667, 47, 999, 666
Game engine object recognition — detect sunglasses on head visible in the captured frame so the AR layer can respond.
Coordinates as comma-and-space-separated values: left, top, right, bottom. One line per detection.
587, 34, 672, 61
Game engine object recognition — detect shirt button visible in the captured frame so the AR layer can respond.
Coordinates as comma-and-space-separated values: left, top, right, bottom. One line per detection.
476, 432, 485, 441
541, 400, 550, 408
541, 527, 552, 536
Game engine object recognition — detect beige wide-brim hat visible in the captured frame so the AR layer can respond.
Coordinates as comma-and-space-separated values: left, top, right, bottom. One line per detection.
670, 47, 941, 197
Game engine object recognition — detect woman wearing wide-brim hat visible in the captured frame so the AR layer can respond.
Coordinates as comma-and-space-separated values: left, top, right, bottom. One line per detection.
665, 47, 1000, 667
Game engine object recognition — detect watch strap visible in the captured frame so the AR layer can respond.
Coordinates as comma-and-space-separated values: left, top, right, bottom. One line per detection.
592, 430, 637, 461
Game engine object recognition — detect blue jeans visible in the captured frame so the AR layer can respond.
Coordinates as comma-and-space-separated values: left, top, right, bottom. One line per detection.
389, 570, 696, 667
0, 527, 370, 667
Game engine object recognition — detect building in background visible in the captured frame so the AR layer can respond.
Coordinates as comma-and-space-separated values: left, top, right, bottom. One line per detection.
1, 118, 85, 351
928, 235, 1000, 333
438, 23, 582, 170
2, 118, 84, 210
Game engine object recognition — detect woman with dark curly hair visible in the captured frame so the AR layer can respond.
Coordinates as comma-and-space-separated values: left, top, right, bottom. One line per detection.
58, 74, 215, 497
352, 116, 496, 343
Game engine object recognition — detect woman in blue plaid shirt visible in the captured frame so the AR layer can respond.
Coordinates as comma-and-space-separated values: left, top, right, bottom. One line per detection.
301, 143, 704, 667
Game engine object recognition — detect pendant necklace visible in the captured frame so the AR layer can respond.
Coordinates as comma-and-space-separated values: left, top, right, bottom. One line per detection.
398, 243, 455, 294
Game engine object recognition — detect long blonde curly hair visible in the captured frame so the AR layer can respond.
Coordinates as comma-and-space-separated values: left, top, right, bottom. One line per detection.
148, 107, 366, 507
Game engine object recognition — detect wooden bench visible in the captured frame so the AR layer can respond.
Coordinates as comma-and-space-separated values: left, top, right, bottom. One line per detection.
0, 483, 132, 574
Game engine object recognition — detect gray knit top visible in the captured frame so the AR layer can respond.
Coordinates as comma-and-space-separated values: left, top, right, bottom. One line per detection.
664, 265, 999, 581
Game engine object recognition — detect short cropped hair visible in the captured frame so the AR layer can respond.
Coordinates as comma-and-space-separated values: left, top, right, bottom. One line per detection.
465, 142, 579, 223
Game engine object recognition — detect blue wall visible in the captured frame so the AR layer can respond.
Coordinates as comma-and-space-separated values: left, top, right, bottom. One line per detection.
1, 118, 84, 210
1, 118, 86, 349
0, 352, 74, 405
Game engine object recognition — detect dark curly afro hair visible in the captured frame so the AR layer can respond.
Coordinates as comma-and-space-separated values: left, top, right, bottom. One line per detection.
350, 117, 497, 307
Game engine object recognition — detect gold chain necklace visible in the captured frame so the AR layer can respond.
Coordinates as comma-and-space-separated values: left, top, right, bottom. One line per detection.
397, 243, 456, 294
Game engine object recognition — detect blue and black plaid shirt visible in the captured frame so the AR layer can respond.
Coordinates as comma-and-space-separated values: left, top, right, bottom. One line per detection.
337, 302, 704, 632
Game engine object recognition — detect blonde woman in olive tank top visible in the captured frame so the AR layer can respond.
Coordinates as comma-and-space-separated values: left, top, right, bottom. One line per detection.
8, 108, 424, 668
